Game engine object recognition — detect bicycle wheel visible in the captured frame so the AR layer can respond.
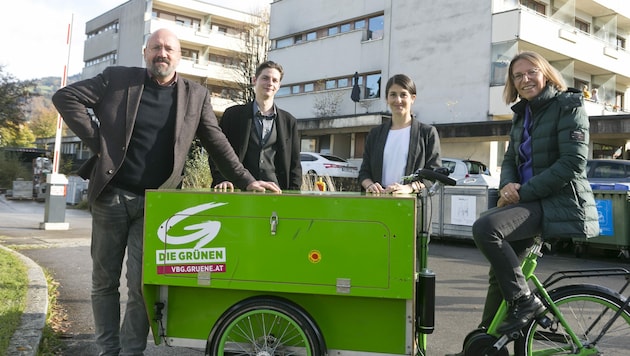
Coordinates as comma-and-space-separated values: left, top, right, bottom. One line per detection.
515, 284, 630, 356
206, 295, 326, 356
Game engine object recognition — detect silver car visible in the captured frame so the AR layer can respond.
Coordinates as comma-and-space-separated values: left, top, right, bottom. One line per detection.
586, 159, 630, 184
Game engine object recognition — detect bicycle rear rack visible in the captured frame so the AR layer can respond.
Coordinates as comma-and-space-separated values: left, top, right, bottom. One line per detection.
542, 267, 630, 295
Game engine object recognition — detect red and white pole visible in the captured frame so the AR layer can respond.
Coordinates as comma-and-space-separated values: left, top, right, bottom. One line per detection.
52, 15, 73, 174
42, 15, 73, 230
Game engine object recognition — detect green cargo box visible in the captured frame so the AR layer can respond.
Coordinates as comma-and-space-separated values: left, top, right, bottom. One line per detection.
573, 189, 630, 258
143, 190, 420, 355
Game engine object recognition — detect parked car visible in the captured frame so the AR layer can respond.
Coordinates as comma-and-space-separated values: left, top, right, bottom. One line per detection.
441, 157, 499, 188
300, 152, 359, 178
586, 159, 630, 184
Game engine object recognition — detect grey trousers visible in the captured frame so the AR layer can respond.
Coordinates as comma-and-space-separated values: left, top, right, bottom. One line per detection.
90, 186, 149, 356
472, 201, 543, 328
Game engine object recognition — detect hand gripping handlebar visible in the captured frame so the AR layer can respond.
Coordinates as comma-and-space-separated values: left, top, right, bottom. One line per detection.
406, 168, 457, 186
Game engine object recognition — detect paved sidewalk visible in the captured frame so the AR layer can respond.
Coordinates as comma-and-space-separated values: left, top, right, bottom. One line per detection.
0, 195, 204, 355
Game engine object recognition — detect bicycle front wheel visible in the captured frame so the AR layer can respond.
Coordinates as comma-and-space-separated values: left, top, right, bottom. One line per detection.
206, 295, 326, 356
516, 284, 630, 356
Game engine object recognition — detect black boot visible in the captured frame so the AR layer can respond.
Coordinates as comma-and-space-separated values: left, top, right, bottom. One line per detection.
497, 294, 546, 334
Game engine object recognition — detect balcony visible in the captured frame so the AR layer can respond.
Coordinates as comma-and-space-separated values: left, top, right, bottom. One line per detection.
492, 9, 630, 80
584, 99, 629, 116
149, 18, 247, 53
177, 57, 242, 85
210, 95, 239, 115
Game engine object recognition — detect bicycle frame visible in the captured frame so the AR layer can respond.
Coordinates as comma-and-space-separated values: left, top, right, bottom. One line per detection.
485, 238, 630, 355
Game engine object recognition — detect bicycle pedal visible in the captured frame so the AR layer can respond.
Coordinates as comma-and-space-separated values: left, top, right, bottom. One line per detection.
535, 315, 552, 329
508, 329, 522, 340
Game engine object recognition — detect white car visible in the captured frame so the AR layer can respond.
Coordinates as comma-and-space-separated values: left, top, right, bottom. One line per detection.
441, 157, 499, 188
300, 152, 359, 178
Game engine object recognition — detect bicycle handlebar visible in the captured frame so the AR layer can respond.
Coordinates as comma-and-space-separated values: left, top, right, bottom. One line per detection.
407, 168, 457, 186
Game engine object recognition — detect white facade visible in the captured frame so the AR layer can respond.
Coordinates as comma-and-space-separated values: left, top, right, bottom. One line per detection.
80, 0, 269, 115
268, 0, 630, 171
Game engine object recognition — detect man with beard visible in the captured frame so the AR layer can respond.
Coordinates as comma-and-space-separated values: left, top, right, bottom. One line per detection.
52, 28, 280, 355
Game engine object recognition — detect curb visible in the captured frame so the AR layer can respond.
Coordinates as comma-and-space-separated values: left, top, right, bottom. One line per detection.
1, 245, 48, 356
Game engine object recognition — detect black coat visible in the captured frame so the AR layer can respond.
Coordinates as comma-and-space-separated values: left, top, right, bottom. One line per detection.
359, 118, 442, 185
210, 102, 302, 190
52, 66, 255, 204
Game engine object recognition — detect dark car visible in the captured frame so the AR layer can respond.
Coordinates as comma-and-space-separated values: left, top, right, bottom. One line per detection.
586, 159, 630, 184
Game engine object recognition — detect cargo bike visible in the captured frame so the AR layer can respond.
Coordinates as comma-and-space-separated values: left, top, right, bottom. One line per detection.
142, 169, 454, 355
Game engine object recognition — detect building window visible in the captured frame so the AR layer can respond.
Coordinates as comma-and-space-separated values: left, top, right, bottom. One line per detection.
277, 87, 290, 96
340, 23, 351, 33
304, 83, 314, 92
520, 0, 545, 15
276, 37, 293, 48
338, 78, 349, 87
325, 80, 337, 89
355, 19, 366, 29
368, 15, 384, 40
616, 91, 625, 110
294, 34, 304, 44
617, 36, 626, 50
328, 26, 339, 36
365, 74, 381, 99
292, 85, 301, 94
181, 48, 198, 62
575, 18, 589, 34
306, 32, 317, 41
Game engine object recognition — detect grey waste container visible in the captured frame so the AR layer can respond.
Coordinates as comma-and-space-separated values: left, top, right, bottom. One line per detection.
431, 186, 497, 240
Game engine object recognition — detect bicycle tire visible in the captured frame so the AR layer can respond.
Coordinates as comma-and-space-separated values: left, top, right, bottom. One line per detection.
206, 295, 327, 356
515, 284, 630, 356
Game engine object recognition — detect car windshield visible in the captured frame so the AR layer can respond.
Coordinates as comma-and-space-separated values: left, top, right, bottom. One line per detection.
442, 160, 456, 173
465, 161, 487, 175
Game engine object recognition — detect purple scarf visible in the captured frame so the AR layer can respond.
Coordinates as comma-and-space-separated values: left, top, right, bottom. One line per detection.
518, 104, 533, 184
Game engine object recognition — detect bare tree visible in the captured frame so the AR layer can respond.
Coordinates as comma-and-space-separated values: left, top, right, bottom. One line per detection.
223, 7, 270, 105
313, 90, 344, 118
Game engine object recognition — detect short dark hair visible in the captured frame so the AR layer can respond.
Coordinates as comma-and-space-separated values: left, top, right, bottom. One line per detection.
255, 61, 284, 81
385, 74, 417, 97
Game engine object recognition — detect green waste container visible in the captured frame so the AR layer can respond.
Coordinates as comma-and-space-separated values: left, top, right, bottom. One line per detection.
573, 185, 630, 258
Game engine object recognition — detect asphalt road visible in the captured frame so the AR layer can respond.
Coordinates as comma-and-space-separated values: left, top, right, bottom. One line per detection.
1, 194, 628, 355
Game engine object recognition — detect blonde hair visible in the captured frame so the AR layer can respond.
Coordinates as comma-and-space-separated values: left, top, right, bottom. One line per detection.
503, 51, 567, 104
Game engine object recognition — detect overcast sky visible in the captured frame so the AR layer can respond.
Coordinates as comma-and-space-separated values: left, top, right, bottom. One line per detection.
0, 0, 269, 81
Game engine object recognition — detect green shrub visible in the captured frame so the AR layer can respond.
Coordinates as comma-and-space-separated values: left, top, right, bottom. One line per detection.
182, 146, 212, 189
0, 153, 31, 189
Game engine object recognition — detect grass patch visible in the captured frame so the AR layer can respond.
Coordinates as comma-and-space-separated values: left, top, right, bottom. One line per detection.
0, 247, 28, 354
38, 272, 66, 355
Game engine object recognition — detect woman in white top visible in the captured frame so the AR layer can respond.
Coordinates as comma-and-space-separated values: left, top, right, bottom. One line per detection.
358, 74, 442, 194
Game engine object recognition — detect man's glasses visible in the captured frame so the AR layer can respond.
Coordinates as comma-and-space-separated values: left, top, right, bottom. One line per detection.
512, 68, 540, 82
147, 45, 180, 55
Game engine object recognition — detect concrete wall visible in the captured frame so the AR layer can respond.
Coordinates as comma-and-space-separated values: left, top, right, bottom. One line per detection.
270, 0, 494, 124
388, 0, 493, 124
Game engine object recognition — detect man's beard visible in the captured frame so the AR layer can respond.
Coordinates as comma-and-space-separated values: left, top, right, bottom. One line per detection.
150, 58, 174, 78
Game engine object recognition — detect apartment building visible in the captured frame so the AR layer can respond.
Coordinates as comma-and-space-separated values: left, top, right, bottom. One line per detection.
81, 0, 269, 115
268, 0, 630, 173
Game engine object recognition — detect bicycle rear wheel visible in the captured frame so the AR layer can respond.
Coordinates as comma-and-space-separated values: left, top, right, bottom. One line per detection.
516, 284, 630, 356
